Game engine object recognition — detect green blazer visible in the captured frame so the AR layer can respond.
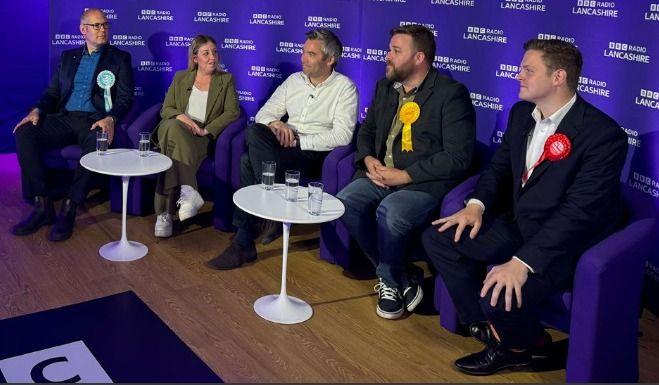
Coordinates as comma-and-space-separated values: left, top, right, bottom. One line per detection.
159, 69, 240, 139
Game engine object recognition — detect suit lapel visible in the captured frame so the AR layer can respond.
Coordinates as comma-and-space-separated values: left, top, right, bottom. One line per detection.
377, 85, 399, 153
179, 70, 195, 114
205, 72, 222, 123
63, 47, 84, 102
522, 96, 585, 189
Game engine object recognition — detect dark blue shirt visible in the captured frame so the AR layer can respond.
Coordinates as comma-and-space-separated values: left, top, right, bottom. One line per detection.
64, 45, 104, 112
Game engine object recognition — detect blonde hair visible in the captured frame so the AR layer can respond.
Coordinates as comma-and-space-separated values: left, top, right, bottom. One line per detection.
188, 35, 219, 71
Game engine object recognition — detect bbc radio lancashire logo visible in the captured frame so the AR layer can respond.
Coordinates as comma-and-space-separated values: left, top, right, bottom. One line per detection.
237, 89, 255, 102
276, 41, 303, 54
636, 89, 659, 110
138, 60, 173, 72
430, 0, 475, 6
629, 172, 659, 198
578, 75, 610, 98
305, 16, 342, 29
435, 55, 470, 72
646, 3, 659, 21
463, 26, 507, 43
138, 9, 174, 21
622, 127, 641, 148
166, 36, 194, 47
0, 341, 112, 382
112, 35, 145, 47
500, 0, 547, 12
248, 65, 282, 79
537, 33, 576, 44
249, 13, 285, 26
604, 42, 651, 64
194, 11, 229, 23
470, 92, 503, 111
496, 64, 519, 79
84, 7, 117, 20
51, 33, 85, 46
572, 0, 619, 18
222, 38, 256, 51
362, 48, 387, 63
399, 21, 438, 37
342, 46, 362, 60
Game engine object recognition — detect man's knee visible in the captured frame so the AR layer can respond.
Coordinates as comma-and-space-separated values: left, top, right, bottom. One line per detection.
14, 124, 37, 144
246, 123, 273, 147
422, 226, 458, 265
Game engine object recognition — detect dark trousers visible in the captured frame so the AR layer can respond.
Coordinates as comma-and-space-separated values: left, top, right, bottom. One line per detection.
14, 112, 97, 204
232, 123, 329, 234
421, 217, 564, 350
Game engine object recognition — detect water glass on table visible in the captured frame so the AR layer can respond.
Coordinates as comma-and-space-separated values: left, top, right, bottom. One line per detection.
138, 132, 151, 156
307, 182, 324, 215
285, 170, 300, 202
261, 161, 276, 190
96, 131, 108, 155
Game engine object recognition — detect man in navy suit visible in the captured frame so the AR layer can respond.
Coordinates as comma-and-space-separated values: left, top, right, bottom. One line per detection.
12, 8, 134, 241
422, 39, 627, 375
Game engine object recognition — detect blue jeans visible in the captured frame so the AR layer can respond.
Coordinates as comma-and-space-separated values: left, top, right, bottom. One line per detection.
337, 178, 439, 289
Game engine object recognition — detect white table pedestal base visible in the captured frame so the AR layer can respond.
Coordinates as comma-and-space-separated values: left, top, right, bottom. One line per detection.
253, 294, 313, 324
99, 240, 148, 262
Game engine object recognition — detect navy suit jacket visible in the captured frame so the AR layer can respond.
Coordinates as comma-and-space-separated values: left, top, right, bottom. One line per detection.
354, 69, 476, 200
35, 44, 134, 121
470, 95, 627, 284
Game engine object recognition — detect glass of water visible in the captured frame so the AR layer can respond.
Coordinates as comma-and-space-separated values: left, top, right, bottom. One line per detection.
96, 131, 108, 155
261, 161, 276, 190
138, 132, 151, 156
307, 182, 324, 215
285, 170, 300, 202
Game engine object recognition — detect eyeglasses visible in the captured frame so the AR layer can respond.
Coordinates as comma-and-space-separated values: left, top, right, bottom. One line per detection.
83, 22, 110, 31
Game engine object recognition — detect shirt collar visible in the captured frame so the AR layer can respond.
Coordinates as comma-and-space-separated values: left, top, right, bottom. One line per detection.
83, 43, 106, 56
531, 93, 577, 126
301, 69, 337, 88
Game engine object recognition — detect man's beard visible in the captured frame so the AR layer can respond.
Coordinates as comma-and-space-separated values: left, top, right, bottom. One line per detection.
385, 60, 413, 82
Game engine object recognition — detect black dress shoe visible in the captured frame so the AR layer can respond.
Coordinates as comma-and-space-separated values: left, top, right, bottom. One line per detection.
11, 196, 55, 236
455, 345, 532, 376
469, 321, 497, 347
260, 220, 282, 245
206, 241, 257, 270
48, 199, 77, 242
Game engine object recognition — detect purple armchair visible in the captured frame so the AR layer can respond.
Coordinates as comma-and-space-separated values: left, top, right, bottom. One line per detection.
434, 175, 656, 382
109, 103, 247, 231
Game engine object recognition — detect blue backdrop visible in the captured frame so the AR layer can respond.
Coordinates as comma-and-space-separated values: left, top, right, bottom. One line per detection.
0, 0, 657, 311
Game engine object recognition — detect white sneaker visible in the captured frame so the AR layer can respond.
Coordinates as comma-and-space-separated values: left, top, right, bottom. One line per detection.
154, 212, 173, 237
177, 185, 204, 221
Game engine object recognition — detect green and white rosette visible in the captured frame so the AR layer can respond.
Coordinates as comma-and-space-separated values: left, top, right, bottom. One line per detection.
96, 70, 116, 113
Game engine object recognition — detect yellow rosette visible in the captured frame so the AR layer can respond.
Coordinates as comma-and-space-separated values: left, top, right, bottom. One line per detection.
399, 101, 420, 152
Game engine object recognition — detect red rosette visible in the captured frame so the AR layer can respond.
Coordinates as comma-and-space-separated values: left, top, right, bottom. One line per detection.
522, 133, 572, 184
543, 133, 571, 162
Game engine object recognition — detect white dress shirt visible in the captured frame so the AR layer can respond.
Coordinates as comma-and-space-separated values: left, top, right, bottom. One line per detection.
255, 70, 358, 151
466, 93, 577, 273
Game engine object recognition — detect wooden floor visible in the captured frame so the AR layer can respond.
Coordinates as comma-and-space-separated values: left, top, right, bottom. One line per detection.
1, 153, 657, 383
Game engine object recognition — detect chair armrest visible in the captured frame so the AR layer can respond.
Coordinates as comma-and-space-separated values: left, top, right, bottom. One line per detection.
567, 217, 655, 382
214, 108, 247, 182
439, 175, 479, 217
126, 103, 162, 148
321, 144, 355, 195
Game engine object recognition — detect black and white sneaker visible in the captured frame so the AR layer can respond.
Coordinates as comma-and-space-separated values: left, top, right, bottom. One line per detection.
403, 284, 424, 312
374, 279, 404, 319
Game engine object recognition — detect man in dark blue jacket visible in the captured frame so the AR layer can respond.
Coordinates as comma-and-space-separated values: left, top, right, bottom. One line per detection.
12, 8, 134, 241
422, 39, 627, 375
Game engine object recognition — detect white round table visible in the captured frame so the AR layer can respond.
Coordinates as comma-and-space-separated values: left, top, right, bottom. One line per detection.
80, 149, 172, 262
233, 184, 345, 324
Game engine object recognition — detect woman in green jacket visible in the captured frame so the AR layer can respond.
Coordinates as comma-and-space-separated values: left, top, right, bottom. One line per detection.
154, 34, 240, 237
